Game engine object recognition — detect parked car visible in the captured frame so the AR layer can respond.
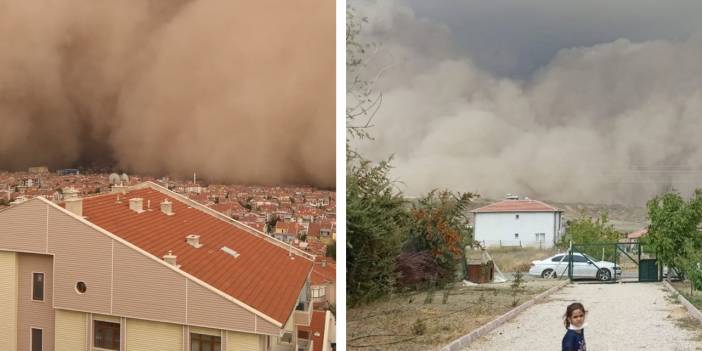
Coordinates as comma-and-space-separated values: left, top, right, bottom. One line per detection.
528, 252, 622, 281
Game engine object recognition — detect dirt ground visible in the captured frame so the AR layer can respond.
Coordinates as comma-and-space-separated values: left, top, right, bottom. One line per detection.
671, 280, 702, 310
347, 277, 563, 351
464, 283, 702, 351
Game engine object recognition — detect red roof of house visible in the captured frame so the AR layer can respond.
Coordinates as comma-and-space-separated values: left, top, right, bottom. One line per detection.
311, 260, 335, 285
627, 228, 647, 239
298, 311, 328, 351
471, 199, 561, 213
79, 186, 313, 325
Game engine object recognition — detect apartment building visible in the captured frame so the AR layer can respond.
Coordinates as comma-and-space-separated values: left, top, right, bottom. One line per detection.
0, 182, 326, 351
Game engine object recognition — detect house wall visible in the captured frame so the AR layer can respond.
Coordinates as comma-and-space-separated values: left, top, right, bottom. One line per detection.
226, 331, 261, 351
17, 253, 54, 351
54, 309, 86, 351
126, 318, 183, 351
0, 251, 18, 351
474, 212, 559, 248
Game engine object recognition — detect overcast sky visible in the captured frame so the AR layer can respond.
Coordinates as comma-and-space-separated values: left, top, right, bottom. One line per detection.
350, 0, 702, 205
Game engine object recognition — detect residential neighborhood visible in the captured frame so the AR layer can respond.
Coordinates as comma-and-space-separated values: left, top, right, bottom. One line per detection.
0, 171, 336, 351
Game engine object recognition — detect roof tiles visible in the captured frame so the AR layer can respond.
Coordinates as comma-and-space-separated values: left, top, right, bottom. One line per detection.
80, 186, 313, 325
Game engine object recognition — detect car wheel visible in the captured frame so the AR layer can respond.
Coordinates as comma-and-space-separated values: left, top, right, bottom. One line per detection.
541, 269, 556, 279
597, 268, 611, 281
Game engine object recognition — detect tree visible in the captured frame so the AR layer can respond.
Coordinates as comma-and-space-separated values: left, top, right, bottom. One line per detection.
266, 215, 279, 233
646, 190, 702, 282
347, 159, 407, 305
326, 241, 336, 260
558, 213, 620, 261
404, 190, 476, 282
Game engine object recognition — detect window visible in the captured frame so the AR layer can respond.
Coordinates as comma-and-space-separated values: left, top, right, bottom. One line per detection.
515, 214, 519, 220
551, 255, 565, 262
94, 321, 120, 350
535, 233, 545, 242
577, 255, 589, 262
312, 286, 326, 298
76, 281, 87, 294
191, 333, 221, 351
32, 273, 44, 301
514, 233, 519, 239
31, 328, 42, 351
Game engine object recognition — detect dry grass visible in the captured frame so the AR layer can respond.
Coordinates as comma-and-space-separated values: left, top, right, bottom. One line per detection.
347, 279, 561, 351
671, 281, 702, 311
485, 247, 557, 272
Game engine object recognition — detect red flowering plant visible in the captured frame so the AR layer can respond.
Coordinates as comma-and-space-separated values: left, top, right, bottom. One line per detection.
404, 190, 477, 283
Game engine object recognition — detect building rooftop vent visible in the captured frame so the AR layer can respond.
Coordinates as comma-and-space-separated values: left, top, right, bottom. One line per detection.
505, 194, 519, 200
221, 246, 240, 258
160, 198, 174, 216
186, 234, 203, 248
129, 198, 144, 213
163, 250, 180, 268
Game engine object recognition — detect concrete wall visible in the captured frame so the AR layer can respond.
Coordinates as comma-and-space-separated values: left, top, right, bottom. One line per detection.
0, 251, 18, 351
474, 212, 559, 248
17, 253, 54, 351
55, 309, 86, 351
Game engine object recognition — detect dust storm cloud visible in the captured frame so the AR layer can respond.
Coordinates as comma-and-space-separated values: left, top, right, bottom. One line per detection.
351, 0, 702, 204
0, 0, 335, 188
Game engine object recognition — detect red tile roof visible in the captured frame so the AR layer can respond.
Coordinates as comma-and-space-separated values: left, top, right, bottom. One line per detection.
298, 311, 328, 351
471, 199, 561, 213
79, 185, 313, 325
311, 260, 335, 285
627, 228, 647, 239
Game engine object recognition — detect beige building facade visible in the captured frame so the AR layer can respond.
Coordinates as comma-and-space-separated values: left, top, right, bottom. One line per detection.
0, 189, 316, 351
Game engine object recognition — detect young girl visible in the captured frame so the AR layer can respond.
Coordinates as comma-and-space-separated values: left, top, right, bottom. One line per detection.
562, 302, 587, 351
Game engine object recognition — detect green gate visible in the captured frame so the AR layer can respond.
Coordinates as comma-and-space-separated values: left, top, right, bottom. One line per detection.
568, 242, 659, 283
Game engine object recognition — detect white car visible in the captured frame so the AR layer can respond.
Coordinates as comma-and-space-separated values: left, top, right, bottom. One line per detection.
528, 252, 622, 281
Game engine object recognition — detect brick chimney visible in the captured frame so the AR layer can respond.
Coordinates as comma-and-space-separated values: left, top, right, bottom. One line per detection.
65, 197, 83, 217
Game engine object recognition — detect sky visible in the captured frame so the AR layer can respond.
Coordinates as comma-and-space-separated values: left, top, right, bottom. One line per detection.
350, 0, 702, 205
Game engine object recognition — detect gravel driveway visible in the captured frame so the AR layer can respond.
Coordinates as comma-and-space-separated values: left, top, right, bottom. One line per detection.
463, 282, 702, 351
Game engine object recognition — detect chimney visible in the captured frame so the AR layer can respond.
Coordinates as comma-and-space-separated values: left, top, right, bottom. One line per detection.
160, 199, 174, 216
65, 197, 83, 217
186, 234, 203, 248
129, 198, 144, 213
163, 250, 179, 267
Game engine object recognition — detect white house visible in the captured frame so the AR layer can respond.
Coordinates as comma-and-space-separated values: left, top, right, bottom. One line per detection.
472, 198, 564, 248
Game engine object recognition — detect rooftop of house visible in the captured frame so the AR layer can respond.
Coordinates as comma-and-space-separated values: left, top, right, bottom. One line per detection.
75, 182, 314, 325
298, 310, 329, 351
471, 199, 562, 213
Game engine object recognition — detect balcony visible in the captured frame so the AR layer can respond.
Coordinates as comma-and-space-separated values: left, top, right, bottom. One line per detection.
297, 339, 313, 351
294, 299, 313, 326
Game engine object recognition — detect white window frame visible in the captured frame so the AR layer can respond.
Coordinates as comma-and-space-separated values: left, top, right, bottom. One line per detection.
312, 286, 326, 298
31, 272, 45, 302
30, 327, 43, 351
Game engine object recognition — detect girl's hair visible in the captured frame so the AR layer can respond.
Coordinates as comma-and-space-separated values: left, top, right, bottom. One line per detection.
563, 302, 586, 328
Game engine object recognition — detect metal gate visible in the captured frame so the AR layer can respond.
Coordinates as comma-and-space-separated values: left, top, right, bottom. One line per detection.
568, 243, 660, 283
